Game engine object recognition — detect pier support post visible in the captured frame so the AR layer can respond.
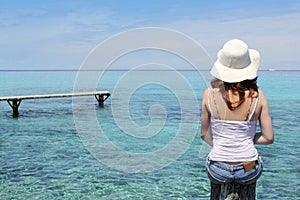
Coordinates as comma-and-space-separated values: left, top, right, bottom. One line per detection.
95, 94, 110, 107
7, 99, 22, 117
210, 181, 256, 200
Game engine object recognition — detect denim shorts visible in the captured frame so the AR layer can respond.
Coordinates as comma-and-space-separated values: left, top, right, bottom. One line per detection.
205, 157, 263, 184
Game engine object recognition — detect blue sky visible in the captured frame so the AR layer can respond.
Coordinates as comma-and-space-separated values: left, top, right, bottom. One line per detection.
0, 0, 299, 70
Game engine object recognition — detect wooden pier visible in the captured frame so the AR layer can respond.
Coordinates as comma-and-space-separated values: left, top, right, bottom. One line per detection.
0, 91, 110, 117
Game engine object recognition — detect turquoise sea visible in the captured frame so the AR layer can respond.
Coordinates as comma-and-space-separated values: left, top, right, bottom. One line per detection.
0, 70, 299, 199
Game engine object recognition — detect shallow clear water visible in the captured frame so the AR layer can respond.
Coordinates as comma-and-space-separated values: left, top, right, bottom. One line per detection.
0, 70, 299, 199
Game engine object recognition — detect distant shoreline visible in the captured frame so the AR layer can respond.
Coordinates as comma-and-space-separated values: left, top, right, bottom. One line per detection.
0, 69, 299, 72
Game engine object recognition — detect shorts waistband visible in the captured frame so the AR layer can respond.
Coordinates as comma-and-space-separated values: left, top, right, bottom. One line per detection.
207, 158, 258, 171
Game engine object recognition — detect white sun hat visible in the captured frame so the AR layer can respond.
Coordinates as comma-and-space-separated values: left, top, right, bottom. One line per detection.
210, 39, 260, 83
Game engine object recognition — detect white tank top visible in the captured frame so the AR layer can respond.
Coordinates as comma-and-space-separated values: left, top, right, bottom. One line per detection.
207, 89, 259, 162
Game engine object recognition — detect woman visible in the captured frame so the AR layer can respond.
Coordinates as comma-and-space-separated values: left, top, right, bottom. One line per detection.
201, 39, 274, 195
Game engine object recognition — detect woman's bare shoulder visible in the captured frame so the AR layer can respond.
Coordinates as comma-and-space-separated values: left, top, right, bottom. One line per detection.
202, 88, 210, 103
258, 89, 268, 106
203, 87, 221, 98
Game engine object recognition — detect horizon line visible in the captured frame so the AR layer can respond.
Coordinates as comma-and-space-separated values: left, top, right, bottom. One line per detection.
0, 68, 299, 72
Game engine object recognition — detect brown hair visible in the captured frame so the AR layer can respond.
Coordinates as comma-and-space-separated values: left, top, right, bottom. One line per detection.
223, 77, 258, 110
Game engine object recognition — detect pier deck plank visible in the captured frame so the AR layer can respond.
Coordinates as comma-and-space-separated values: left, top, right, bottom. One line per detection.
0, 91, 110, 101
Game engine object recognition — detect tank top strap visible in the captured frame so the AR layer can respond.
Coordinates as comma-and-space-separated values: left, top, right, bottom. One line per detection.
207, 88, 213, 114
247, 96, 259, 121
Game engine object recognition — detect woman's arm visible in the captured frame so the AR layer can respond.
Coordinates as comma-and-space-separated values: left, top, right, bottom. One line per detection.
254, 91, 274, 144
200, 88, 213, 146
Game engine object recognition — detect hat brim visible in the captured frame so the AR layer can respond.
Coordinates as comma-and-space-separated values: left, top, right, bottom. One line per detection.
210, 49, 260, 83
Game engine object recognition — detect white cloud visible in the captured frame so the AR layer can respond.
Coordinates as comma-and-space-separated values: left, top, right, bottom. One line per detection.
0, 8, 117, 69
0, 8, 48, 26
0, 3, 299, 70
163, 11, 300, 69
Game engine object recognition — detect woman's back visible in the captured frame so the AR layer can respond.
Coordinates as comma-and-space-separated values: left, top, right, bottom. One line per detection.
207, 87, 262, 122
206, 87, 261, 162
